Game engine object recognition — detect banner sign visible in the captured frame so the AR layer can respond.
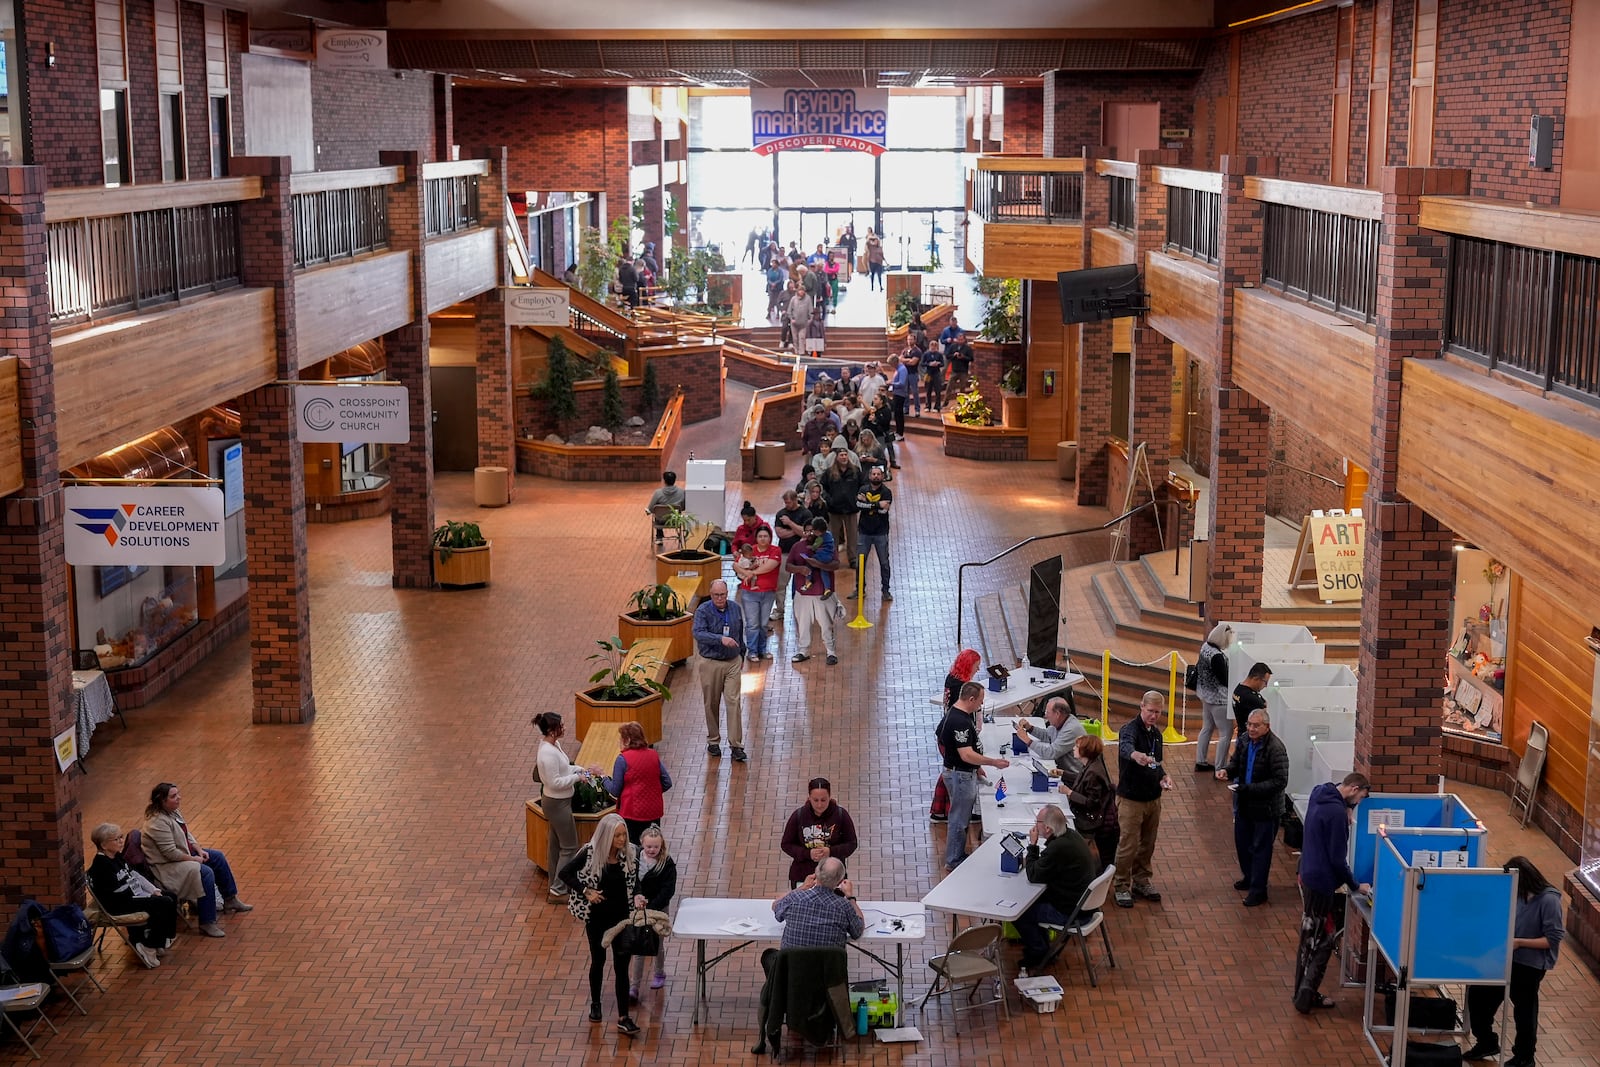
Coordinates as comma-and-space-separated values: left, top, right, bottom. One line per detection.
65, 486, 226, 567
750, 89, 889, 156
504, 287, 571, 327
1309, 513, 1365, 602
297, 385, 411, 444
222, 442, 244, 518
315, 29, 387, 70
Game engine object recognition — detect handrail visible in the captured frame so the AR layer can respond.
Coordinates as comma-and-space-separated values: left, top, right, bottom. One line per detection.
288, 166, 405, 196
954, 500, 1172, 647
1420, 195, 1600, 260
45, 177, 262, 223
527, 265, 635, 336
975, 155, 1086, 174
1153, 166, 1222, 194
1269, 457, 1344, 488
1095, 159, 1138, 180
741, 376, 803, 451
1245, 176, 1382, 221
650, 390, 684, 450
503, 193, 531, 283
420, 159, 490, 180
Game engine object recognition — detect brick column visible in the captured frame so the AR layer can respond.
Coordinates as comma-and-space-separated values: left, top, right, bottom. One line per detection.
381, 151, 436, 588
0, 166, 83, 904
634, 135, 665, 255
234, 156, 315, 724
433, 74, 455, 161
1354, 166, 1470, 792
1124, 149, 1178, 555
1204, 156, 1279, 619
1076, 146, 1114, 507
468, 147, 515, 495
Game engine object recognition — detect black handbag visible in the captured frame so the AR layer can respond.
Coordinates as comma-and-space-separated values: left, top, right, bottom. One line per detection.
612, 908, 660, 956
1184, 663, 1199, 691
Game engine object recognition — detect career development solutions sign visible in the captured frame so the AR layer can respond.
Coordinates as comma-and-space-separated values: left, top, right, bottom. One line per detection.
750, 89, 889, 156
65, 486, 226, 567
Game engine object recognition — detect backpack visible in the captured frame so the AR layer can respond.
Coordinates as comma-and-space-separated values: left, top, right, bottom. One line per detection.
3, 901, 50, 981
37, 902, 94, 961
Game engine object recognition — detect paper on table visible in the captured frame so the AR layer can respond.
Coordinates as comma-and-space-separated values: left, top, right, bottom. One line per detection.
874, 1027, 923, 1043
874, 916, 925, 936
718, 917, 762, 935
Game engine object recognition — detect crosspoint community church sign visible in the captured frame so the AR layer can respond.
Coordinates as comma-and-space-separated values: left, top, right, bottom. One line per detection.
750, 89, 890, 155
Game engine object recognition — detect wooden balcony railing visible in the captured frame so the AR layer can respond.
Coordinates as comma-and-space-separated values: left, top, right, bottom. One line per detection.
1108, 174, 1136, 233
289, 167, 402, 270
1251, 177, 1382, 325
421, 160, 486, 239
1424, 197, 1600, 406
45, 178, 261, 326
971, 157, 1084, 225
1158, 169, 1222, 266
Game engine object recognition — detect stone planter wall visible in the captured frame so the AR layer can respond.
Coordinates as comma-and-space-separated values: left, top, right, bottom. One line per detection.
942, 413, 1030, 461
515, 395, 683, 482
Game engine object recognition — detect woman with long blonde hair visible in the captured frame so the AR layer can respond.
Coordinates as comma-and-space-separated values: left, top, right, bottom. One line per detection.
559, 813, 642, 1036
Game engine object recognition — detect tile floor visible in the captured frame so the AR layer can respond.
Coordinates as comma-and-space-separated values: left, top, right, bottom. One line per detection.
34, 405, 1600, 1066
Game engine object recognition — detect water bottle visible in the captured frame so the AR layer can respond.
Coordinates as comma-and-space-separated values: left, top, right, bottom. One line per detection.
856, 998, 869, 1035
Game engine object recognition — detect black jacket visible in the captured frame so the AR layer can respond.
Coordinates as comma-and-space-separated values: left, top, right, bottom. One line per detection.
1116, 717, 1165, 802
1024, 829, 1096, 915
1224, 730, 1290, 821
636, 857, 678, 912
820, 466, 862, 515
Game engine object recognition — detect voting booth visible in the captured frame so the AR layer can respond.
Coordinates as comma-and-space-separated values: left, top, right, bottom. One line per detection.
1269, 663, 1357, 688
1228, 640, 1326, 687
1267, 684, 1358, 800
684, 459, 728, 527
1311, 741, 1355, 793
1226, 622, 1314, 646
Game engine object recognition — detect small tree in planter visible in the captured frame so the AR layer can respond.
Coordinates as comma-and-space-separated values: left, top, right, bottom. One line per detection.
432, 520, 491, 587
577, 636, 673, 744
973, 274, 1022, 343
618, 583, 694, 664
602, 367, 625, 429
532, 335, 580, 434
653, 508, 720, 597
889, 289, 920, 330
951, 379, 994, 426
641, 359, 660, 412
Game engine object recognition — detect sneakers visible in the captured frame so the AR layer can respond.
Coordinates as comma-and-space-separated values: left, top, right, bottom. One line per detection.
730, 746, 748, 762
746, 653, 760, 663
1194, 762, 1214, 772
825, 655, 838, 666
791, 653, 810, 663
707, 743, 721, 757
1132, 884, 1162, 902
133, 942, 161, 968
1233, 878, 1250, 890
929, 812, 948, 823
588, 1002, 602, 1022
1114, 890, 1135, 908
199, 922, 227, 938
881, 591, 893, 602
1243, 894, 1269, 907
617, 1017, 641, 1037
650, 972, 666, 990
1461, 1042, 1501, 1062
222, 897, 254, 913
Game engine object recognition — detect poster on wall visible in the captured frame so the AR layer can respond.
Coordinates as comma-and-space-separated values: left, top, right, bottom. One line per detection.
750, 88, 889, 155
64, 486, 226, 567
296, 385, 410, 444
54, 727, 77, 773
1308, 512, 1365, 602
315, 29, 388, 71
222, 442, 245, 517
504, 287, 570, 327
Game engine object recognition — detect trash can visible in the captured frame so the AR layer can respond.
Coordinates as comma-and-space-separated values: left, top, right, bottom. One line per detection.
1056, 441, 1078, 481
474, 466, 509, 507
754, 441, 787, 480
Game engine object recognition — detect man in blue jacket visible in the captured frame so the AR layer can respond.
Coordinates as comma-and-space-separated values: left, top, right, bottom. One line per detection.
1293, 772, 1370, 1013
694, 580, 747, 762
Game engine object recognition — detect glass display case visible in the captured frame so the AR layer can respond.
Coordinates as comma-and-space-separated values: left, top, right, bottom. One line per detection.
74, 564, 198, 669
1442, 548, 1507, 741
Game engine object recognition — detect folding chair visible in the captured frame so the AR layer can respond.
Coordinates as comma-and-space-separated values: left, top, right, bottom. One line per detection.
123, 830, 194, 931
83, 884, 146, 956
0, 952, 57, 1061
32, 924, 103, 1017
1036, 864, 1119, 986
651, 504, 683, 550
920, 922, 1009, 1034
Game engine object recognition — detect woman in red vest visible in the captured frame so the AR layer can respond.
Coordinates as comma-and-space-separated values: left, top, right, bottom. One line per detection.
596, 721, 673, 843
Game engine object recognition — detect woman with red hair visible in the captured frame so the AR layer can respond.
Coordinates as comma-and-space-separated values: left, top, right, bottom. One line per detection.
931, 649, 983, 821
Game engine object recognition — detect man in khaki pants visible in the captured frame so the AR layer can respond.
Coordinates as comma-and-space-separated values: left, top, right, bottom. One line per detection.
692, 580, 747, 762
1113, 691, 1173, 908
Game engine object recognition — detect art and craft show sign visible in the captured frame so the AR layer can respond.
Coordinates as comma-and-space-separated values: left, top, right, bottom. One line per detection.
65, 486, 226, 567
751, 89, 889, 155
504, 286, 570, 327
296, 385, 411, 444
1309, 512, 1366, 602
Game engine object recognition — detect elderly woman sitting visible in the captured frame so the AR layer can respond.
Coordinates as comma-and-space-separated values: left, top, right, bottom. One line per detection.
142, 782, 254, 938
87, 822, 179, 969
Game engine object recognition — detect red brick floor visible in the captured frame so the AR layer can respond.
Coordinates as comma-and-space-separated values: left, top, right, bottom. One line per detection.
36, 419, 1600, 1065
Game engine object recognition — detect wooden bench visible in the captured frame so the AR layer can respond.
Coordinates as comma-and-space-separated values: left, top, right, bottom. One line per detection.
665, 574, 701, 614
621, 637, 672, 687
655, 521, 725, 598
525, 725, 625, 872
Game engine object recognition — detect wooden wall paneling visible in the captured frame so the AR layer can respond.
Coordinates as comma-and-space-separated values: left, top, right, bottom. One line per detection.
1397, 359, 1600, 629
970, 218, 1082, 281
1024, 283, 1073, 460
1331, 3, 1355, 184
97, 0, 128, 85
1090, 227, 1135, 268
0, 357, 21, 496
1505, 576, 1593, 811
1407, 0, 1438, 167
1230, 289, 1373, 463
1144, 251, 1220, 364
46, 176, 262, 221
1562, 0, 1600, 209
424, 228, 498, 314
51, 288, 277, 469
1366, 0, 1394, 187
294, 251, 416, 368
154, 0, 181, 88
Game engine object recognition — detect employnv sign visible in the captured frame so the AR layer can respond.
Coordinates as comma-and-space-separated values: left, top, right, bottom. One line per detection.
316, 29, 387, 70
297, 384, 411, 444
503, 287, 570, 327
750, 89, 889, 155
66, 486, 226, 566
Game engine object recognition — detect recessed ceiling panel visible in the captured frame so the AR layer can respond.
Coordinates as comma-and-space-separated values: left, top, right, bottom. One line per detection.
533, 40, 604, 68
1059, 39, 1131, 69
996, 39, 1065, 73
467, 40, 537, 68
598, 41, 670, 67
1127, 38, 1205, 68
733, 41, 800, 67
798, 42, 866, 68
392, 39, 476, 68
667, 41, 737, 67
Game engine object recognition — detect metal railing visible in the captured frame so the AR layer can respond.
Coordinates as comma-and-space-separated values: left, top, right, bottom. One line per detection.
972, 170, 1083, 224
1165, 186, 1220, 264
1108, 175, 1135, 233
48, 202, 243, 325
423, 173, 481, 238
1444, 235, 1600, 404
292, 185, 389, 269
1261, 202, 1380, 324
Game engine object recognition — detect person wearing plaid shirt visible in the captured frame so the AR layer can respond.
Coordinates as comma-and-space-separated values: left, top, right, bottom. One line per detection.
772, 858, 864, 949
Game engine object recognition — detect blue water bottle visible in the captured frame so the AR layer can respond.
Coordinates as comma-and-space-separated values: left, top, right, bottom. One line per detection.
856, 998, 869, 1035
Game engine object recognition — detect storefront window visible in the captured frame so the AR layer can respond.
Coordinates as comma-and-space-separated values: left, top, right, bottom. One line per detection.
74, 565, 198, 669
1441, 548, 1508, 741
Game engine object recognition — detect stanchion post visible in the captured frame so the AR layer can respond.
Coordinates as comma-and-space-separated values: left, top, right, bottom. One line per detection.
1161, 650, 1187, 743
846, 553, 873, 629
1095, 649, 1117, 741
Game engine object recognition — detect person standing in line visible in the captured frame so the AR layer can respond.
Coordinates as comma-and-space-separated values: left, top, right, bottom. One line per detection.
888, 353, 911, 438
1293, 772, 1370, 1013
780, 778, 860, 888
788, 518, 841, 666
535, 712, 589, 901
851, 463, 893, 602
841, 223, 858, 273
931, 649, 982, 822
938, 681, 1011, 872
1463, 856, 1566, 1066
787, 281, 816, 348
1059, 734, 1120, 875
865, 230, 885, 290
560, 814, 642, 1035
1193, 622, 1235, 771
901, 342, 922, 417
770, 489, 813, 625
627, 827, 677, 999
744, 227, 760, 266
820, 441, 863, 571
734, 527, 782, 661
921, 339, 946, 413
766, 257, 788, 319
1112, 691, 1173, 908
594, 721, 672, 844
693, 580, 747, 762
1221, 709, 1289, 907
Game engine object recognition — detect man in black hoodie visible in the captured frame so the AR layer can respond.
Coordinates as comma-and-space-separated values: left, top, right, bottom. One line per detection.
1293, 772, 1370, 1013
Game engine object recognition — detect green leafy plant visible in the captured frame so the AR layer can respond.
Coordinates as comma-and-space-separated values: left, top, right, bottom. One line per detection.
1000, 363, 1025, 395
889, 289, 920, 329
626, 583, 686, 621
587, 636, 672, 702
602, 367, 625, 429
952, 378, 993, 426
973, 274, 1022, 343
663, 506, 697, 533
572, 774, 614, 815
532, 334, 580, 426
641, 359, 660, 411
431, 520, 486, 562
576, 218, 632, 302
662, 191, 679, 241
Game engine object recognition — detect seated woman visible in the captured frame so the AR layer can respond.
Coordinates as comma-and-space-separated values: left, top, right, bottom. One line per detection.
143, 782, 253, 938
88, 822, 178, 969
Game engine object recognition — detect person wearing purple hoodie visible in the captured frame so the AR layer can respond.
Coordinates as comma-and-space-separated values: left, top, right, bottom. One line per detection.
779, 778, 859, 887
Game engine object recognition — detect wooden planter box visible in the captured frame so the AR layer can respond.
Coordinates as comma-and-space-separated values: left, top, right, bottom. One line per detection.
525, 797, 615, 872
1001, 393, 1028, 429
655, 548, 721, 600
574, 685, 665, 746
434, 542, 491, 587
618, 611, 694, 666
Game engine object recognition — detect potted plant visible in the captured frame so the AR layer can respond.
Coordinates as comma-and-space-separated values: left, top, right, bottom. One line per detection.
575, 636, 672, 743
654, 507, 721, 598
618, 583, 694, 665
432, 520, 491, 587
951, 379, 994, 427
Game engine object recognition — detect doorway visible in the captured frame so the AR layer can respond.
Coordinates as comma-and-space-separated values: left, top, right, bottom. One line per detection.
1103, 102, 1161, 161
429, 366, 478, 472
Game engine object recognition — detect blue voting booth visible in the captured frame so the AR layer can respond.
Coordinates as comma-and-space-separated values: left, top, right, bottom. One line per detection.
1349, 793, 1486, 885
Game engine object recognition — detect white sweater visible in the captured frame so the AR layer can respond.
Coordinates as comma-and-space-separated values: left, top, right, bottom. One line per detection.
537, 740, 586, 800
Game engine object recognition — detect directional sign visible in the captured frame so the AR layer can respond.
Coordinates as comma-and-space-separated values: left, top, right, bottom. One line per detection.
65, 485, 226, 566
296, 384, 410, 444
504, 287, 570, 326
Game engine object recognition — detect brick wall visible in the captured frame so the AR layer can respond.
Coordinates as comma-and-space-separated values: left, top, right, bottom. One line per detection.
1433, 0, 1569, 204
125, 0, 162, 182
1190, 40, 1230, 169
518, 377, 647, 440
180, 2, 212, 177
311, 68, 437, 171
24, 0, 104, 187
1267, 414, 1346, 521
1043, 72, 1197, 164
943, 423, 1030, 462
453, 87, 630, 226
1236, 10, 1339, 181
1348, 2, 1373, 184
1002, 86, 1044, 155
647, 343, 724, 424
724, 353, 794, 389
1387, 0, 1413, 168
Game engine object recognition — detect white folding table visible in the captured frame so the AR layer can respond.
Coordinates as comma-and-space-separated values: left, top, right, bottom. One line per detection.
671, 896, 927, 1025
971, 717, 1076, 840
919, 832, 1047, 936
978, 667, 1085, 718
